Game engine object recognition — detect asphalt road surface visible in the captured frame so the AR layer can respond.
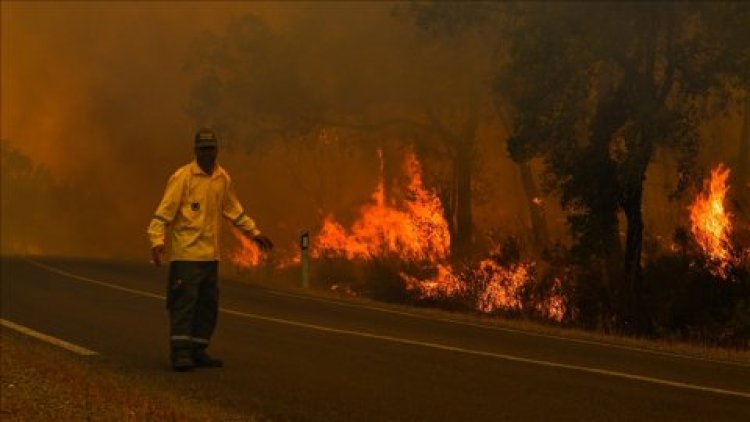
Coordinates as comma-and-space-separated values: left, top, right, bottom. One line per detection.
2, 256, 749, 421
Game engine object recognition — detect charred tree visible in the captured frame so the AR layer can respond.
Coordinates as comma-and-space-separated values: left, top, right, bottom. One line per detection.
737, 95, 750, 210
517, 161, 550, 254
452, 138, 474, 260
621, 136, 652, 332
500, 2, 750, 332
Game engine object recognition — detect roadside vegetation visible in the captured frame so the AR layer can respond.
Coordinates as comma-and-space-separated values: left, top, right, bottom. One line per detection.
214, 2, 750, 351
229, 264, 750, 365
4, 2, 749, 364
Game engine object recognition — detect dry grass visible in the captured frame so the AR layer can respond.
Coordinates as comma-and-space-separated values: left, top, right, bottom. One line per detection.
0, 330, 260, 421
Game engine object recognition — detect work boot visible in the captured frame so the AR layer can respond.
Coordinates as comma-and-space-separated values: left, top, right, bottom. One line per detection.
171, 350, 195, 372
192, 349, 223, 368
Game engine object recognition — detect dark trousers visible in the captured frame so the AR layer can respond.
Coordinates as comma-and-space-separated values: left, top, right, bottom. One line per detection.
167, 260, 219, 359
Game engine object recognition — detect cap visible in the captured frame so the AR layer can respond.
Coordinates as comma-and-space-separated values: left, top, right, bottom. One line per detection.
194, 128, 218, 147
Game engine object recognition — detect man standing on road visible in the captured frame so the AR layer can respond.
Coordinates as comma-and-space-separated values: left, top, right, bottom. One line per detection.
147, 128, 273, 372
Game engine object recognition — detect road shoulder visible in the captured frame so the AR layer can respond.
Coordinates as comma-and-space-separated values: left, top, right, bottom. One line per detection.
0, 329, 259, 421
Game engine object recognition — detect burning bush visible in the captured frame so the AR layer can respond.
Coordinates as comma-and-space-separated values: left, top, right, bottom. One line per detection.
634, 163, 750, 345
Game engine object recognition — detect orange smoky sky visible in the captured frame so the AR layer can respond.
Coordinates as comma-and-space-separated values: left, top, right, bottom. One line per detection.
0, 1, 401, 258
3, 1, 742, 261
1, 1, 297, 180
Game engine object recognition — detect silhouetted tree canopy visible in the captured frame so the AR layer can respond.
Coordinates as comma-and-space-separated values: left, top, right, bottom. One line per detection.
499, 2, 750, 329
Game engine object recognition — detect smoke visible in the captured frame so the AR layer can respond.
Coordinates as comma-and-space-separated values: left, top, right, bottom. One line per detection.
1, 2, 299, 258
2, 2, 746, 261
0, 2, 460, 259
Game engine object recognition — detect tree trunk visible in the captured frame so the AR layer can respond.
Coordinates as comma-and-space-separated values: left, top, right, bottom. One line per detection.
452, 141, 473, 260
736, 95, 750, 210
518, 161, 550, 254
440, 174, 458, 253
583, 84, 630, 330
381, 140, 400, 204
622, 173, 647, 333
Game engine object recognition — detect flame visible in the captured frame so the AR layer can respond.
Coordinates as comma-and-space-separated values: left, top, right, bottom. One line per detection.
689, 164, 733, 278
474, 260, 565, 321
231, 147, 565, 321
545, 294, 565, 322
476, 260, 529, 313
403, 259, 565, 322
402, 264, 466, 298
539, 277, 565, 322
229, 228, 261, 269
312, 149, 450, 263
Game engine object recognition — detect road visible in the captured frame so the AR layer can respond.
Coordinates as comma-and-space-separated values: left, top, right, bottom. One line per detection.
1, 256, 749, 421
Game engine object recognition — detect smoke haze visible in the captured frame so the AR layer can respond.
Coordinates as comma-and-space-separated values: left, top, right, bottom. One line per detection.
1, 1, 746, 261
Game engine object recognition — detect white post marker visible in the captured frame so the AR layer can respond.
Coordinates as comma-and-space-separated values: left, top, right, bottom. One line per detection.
301, 230, 310, 288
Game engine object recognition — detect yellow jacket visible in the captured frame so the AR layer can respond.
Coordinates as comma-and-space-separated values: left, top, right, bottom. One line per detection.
147, 161, 260, 261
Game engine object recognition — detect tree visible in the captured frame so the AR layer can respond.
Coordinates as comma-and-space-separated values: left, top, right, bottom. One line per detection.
1, 140, 120, 257
737, 95, 750, 211
501, 2, 750, 330
186, 7, 498, 260
404, 2, 555, 257
185, 14, 323, 147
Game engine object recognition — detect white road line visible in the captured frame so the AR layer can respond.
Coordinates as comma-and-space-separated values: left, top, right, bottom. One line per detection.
220, 308, 750, 399
259, 288, 750, 367
1, 318, 98, 356
29, 258, 749, 368
22, 258, 750, 399
24, 259, 163, 300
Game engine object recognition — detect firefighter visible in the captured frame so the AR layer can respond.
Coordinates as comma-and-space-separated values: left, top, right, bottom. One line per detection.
147, 128, 273, 371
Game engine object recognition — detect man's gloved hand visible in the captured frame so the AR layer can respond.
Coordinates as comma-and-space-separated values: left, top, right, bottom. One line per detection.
151, 244, 165, 267
252, 234, 274, 252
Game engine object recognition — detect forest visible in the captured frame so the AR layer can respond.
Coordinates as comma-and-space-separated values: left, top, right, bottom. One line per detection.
3, 2, 749, 346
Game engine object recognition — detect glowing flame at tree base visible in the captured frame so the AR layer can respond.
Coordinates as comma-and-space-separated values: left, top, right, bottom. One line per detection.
312, 150, 450, 262
689, 164, 734, 278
